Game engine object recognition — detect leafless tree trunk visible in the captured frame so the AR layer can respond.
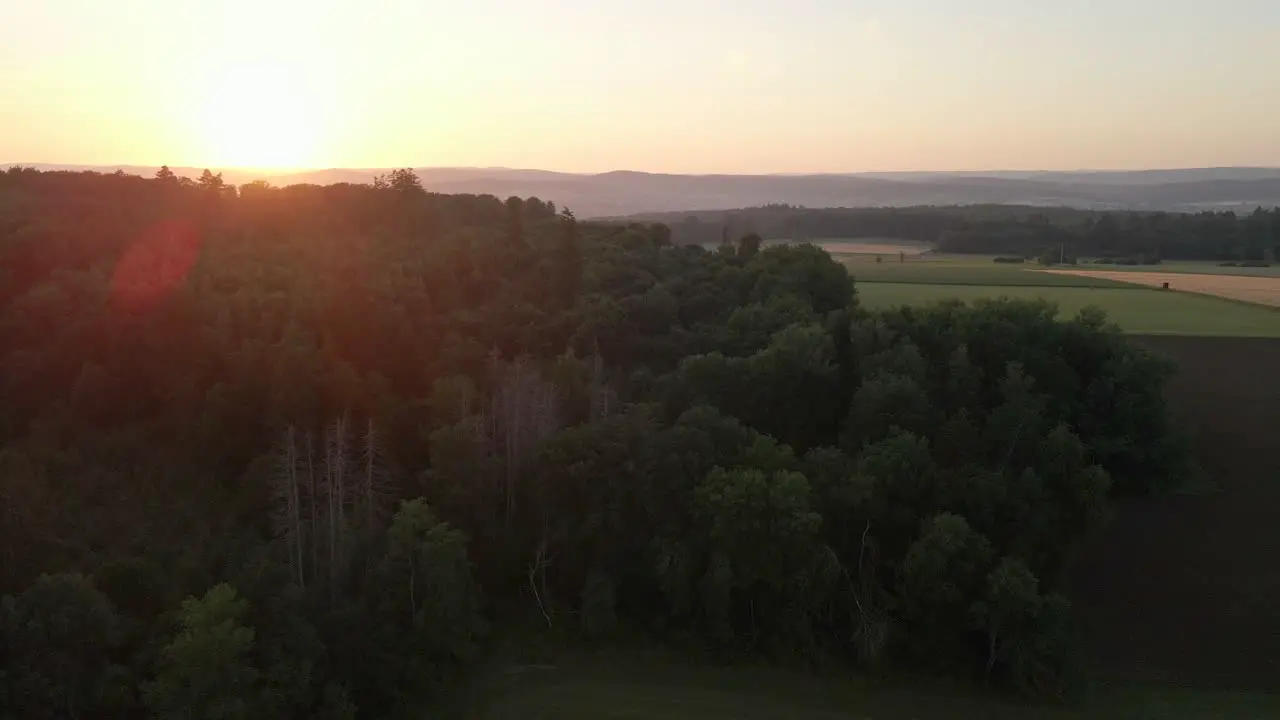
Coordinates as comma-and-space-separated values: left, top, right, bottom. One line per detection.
324, 420, 341, 602
306, 431, 319, 587
504, 357, 523, 529
589, 349, 613, 421
275, 415, 391, 602
359, 418, 387, 531
409, 560, 417, 624
332, 415, 349, 547
271, 426, 305, 588
528, 540, 553, 627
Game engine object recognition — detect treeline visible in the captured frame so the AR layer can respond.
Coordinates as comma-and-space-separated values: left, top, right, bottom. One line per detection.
647, 204, 1280, 262
0, 167, 1190, 718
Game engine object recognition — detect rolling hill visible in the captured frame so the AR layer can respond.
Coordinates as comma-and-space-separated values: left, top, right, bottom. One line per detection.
5, 164, 1280, 217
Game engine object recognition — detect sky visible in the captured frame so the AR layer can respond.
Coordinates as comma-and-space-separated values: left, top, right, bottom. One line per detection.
2, 0, 1278, 174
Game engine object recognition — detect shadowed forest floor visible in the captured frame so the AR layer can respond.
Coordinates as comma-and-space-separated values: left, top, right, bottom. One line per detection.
442, 654, 1280, 719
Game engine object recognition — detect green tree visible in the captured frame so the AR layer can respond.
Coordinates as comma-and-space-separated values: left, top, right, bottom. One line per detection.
719, 293, 815, 356
557, 208, 584, 308
970, 557, 1076, 694
693, 466, 832, 648
745, 243, 853, 315
971, 557, 1042, 677
899, 513, 993, 659
374, 499, 485, 667
144, 583, 262, 720
854, 429, 937, 557
843, 372, 935, 449
0, 574, 126, 719
197, 168, 225, 191
373, 167, 422, 193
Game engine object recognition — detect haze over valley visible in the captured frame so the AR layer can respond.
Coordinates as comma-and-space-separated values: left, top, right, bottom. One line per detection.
8, 163, 1280, 216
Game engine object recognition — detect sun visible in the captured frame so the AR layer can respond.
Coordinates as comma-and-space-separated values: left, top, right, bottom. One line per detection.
190, 65, 327, 170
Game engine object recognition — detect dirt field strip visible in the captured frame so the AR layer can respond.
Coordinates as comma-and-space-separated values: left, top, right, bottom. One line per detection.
1037, 269, 1280, 308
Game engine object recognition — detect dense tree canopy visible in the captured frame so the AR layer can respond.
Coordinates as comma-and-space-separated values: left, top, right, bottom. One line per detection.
0, 168, 1192, 716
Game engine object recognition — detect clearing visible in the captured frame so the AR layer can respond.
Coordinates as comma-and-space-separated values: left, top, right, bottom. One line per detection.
1038, 269, 1280, 308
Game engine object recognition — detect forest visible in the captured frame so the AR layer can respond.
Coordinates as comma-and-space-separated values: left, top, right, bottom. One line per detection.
0, 167, 1192, 718
639, 204, 1280, 262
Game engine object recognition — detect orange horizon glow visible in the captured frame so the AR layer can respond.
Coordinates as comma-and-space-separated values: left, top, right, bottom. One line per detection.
2, 1, 1279, 174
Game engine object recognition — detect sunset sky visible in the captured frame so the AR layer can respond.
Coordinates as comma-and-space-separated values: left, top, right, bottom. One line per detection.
2, 0, 1278, 173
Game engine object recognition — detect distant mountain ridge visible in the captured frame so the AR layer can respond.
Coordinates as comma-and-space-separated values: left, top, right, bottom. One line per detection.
6, 163, 1280, 216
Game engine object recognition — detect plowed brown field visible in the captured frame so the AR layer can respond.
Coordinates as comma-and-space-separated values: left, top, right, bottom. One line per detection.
1039, 269, 1280, 308
1067, 336, 1280, 690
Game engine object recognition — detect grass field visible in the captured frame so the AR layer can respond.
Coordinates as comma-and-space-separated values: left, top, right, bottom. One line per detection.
447, 655, 1280, 720
841, 259, 1133, 287
830, 254, 1280, 337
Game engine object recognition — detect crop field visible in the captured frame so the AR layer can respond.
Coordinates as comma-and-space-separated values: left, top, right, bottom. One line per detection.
842, 259, 1132, 287
1082, 261, 1280, 278
447, 654, 1280, 719
838, 254, 1280, 337
1041, 269, 1280, 308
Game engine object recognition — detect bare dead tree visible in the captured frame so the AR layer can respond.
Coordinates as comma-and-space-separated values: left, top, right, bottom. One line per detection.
358, 418, 392, 531
847, 521, 891, 664
528, 540, 554, 627
319, 416, 350, 601
503, 357, 524, 527
269, 426, 305, 587
475, 355, 567, 531
272, 415, 393, 602
589, 346, 614, 421
531, 376, 560, 443
305, 431, 319, 586
331, 414, 348, 548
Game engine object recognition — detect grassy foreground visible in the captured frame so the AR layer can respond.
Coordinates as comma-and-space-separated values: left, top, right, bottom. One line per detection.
443, 654, 1280, 720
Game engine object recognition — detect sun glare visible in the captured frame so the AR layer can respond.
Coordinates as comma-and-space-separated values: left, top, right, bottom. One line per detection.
189, 66, 327, 170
